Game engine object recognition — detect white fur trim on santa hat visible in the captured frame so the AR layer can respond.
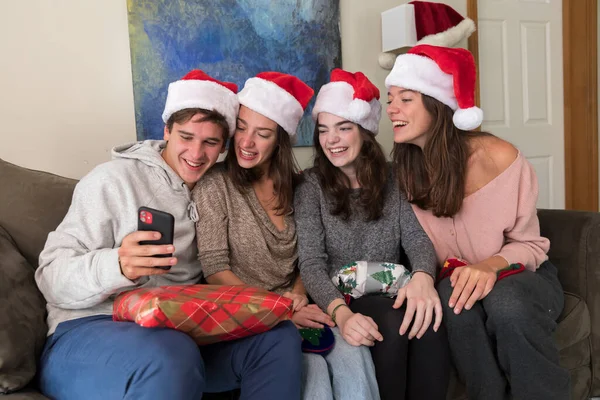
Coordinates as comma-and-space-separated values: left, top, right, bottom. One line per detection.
385, 53, 458, 111
238, 77, 304, 136
162, 80, 239, 137
453, 106, 483, 130
312, 81, 382, 134
416, 18, 476, 48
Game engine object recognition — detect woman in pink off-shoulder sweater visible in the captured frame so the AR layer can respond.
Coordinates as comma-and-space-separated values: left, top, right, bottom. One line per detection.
384, 45, 569, 400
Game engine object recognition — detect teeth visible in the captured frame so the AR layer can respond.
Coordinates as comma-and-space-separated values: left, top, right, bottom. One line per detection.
240, 149, 256, 157
329, 147, 348, 154
393, 121, 408, 127
185, 160, 201, 167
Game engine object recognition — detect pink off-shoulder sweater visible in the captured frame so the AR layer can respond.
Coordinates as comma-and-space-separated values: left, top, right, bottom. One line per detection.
412, 152, 549, 272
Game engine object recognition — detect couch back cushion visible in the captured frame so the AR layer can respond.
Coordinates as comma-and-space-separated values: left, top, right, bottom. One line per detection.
538, 208, 600, 395
0, 159, 77, 268
0, 226, 47, 393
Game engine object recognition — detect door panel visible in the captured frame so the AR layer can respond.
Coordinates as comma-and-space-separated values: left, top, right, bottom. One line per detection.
478, 0, 564, 208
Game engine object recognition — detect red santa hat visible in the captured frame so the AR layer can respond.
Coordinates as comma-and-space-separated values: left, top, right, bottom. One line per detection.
162, 70, 239, 137
237, 72, 314, 136
385, 44, 483, 131
379, 1, 475, 69
410, 1, 475, 47
312, 69, 382, 134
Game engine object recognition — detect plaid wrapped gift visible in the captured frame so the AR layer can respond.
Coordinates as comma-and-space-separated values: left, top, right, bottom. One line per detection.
113, 284, 293, 345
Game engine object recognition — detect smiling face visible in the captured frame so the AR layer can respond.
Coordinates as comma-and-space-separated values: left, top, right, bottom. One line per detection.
386, 86, 434, 148
234, 106, 279, 173
162, 112, 226, 189
317, 112, 364, 178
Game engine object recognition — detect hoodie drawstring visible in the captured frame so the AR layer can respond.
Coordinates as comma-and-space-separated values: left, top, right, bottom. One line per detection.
187, 201, 199, 223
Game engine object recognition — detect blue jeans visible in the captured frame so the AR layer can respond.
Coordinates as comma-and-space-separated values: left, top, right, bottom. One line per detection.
37, 315, 302, 400
302, 327, 380, 400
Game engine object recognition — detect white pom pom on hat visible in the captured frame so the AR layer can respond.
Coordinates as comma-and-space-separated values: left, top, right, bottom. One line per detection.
453, 107, 484, 131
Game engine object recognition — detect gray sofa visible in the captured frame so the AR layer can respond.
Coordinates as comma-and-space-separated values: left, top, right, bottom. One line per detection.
0, 157, 598, 400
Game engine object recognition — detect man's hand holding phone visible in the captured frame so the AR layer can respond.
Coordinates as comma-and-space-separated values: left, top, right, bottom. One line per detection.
118, 231, 177, 280
118, 207, 177, 280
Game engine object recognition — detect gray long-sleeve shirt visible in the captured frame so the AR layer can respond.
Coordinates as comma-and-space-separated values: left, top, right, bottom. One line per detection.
293, 170, 437, 311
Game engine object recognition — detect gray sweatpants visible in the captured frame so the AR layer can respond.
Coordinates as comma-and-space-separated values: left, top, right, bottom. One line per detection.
437, 261, 570, 400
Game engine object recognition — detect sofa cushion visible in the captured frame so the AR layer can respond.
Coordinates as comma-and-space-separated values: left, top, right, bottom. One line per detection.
538, 209, 600, 396
0, 158, 77, 269
556, 292, 591, 356
0, 227, 47, 394
556, 292, 592, 400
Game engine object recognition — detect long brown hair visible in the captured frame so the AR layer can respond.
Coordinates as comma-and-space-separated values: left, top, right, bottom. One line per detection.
225, 125, 302, 215
392, 94, 488, 217
311, 123, 388, 221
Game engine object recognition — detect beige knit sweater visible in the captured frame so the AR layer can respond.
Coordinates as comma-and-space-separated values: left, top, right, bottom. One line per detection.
191, 165, 297, 294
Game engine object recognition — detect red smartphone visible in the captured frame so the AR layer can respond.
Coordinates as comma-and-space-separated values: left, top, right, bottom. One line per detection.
137, 206, 175, 270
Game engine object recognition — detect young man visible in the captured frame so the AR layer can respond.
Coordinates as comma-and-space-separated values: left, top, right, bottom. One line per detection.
34, 70, 302, 400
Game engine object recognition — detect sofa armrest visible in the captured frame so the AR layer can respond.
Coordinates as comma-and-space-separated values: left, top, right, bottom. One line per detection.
538, 209, 600, 298
537, 208, 600, 392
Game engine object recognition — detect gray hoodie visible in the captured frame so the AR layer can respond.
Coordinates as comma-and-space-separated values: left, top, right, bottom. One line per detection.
36, 140, 203, 335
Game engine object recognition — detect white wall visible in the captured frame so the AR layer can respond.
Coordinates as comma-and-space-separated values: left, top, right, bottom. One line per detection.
0, 1, 137, 179
0, 0, 467, 179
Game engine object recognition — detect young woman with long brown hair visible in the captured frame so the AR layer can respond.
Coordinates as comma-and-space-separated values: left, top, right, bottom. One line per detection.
386, 45, 569, 400
193, 72, 379, 400
294, 68, 450, 400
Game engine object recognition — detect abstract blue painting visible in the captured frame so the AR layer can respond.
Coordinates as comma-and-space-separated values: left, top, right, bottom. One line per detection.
127, 0, 341, 146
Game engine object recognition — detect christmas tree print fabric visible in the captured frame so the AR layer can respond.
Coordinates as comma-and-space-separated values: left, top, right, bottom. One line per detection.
299, 326, 335, 355
332, 261, 412, 300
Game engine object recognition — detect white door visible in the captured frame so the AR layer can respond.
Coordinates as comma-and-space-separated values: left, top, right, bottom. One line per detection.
477, 0, 565, 209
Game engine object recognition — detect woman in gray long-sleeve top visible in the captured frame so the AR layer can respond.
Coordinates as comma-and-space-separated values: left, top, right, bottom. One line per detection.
194, 71, 380, 400
294, 68, 450, 400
